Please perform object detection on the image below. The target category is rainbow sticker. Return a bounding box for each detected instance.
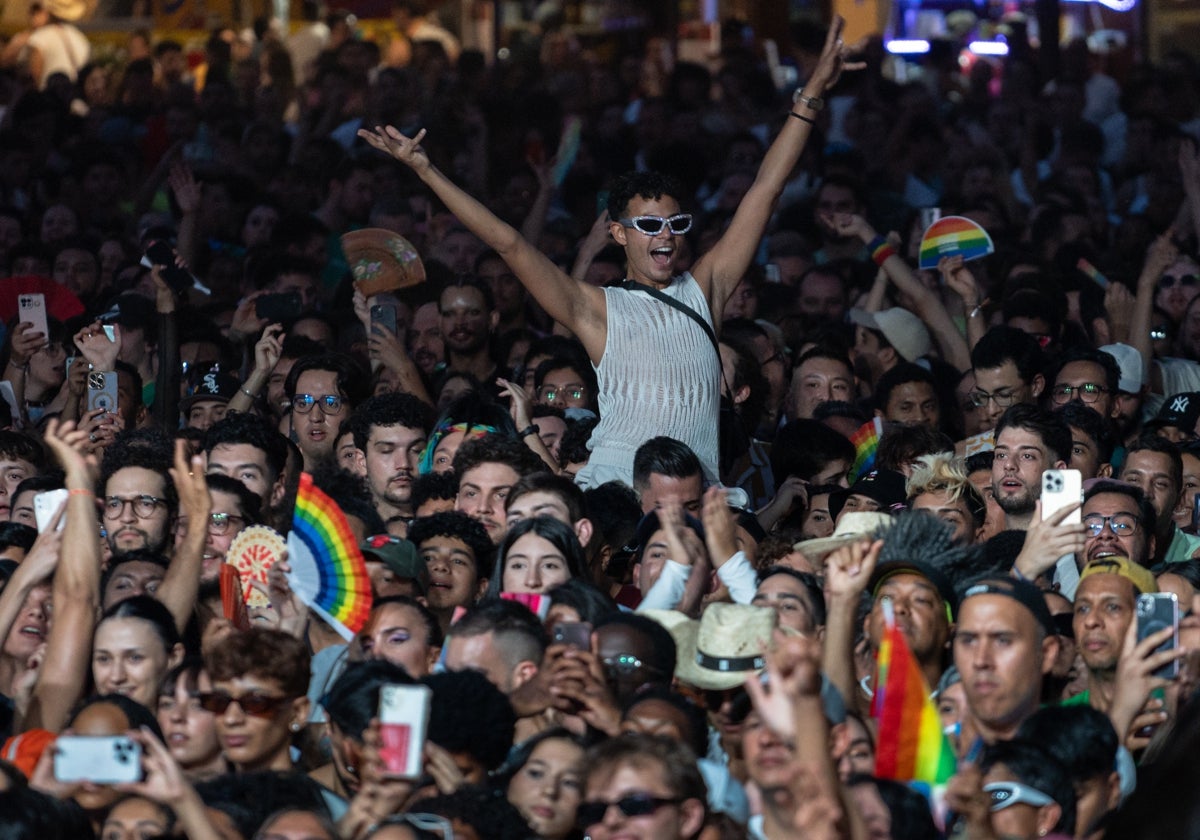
[917,215,995,269]
[285,473,373,640]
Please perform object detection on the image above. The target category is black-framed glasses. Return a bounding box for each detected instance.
[1083,512,1138,537]
[576,793,683,828]
[291,393,344,414]
[1159,274,1199,290]
[196,690,291,717]
[618,214,693,236]
[538,384,586,403]
[968,388,1018,408]
[1050,383,1108,405]
[103,495,168,520]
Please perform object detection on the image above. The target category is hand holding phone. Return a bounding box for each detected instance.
[552,621,592,650]
[379,684,432,778]
[33,488,68,532]
[17,293,48,346]
[1137,592,1180,680]
[54,735,142,784]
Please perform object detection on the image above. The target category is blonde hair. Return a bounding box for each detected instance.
[905,452,975,508]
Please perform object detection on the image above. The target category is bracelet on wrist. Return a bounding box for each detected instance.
[787,111,817,126]
[518,424,540,438]
[868,236,896,267]
[68,488,94,497]
[240,387,257,400]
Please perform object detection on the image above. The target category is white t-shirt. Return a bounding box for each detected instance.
[28,23,89,88]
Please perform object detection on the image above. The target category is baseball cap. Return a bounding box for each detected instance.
[868,558,959,620]
[1079,556,1156,596]
[360,534,428,594]
[959,575,1056,637]
[1098,343,1143,393]
[829,469,908,520]
[181,369,240,412]
[1147,392,1200,435]
[849,307,933,362]
[98,293,155,333]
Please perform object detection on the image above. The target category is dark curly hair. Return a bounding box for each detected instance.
[204,627,311,699]
[407,510,494,578]
[422,670,516,771]
[607,170,686,220]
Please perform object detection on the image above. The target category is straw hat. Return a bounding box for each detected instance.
[793,512,893,561]
[40,0,90,21]
[652,603,781,691]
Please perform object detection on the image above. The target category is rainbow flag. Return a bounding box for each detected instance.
[872,600,956,785]
[917,216,995,269]
[850,417,885,481]
[285,473,373,641]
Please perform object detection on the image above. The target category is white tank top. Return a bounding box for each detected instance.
[575,272,721,488]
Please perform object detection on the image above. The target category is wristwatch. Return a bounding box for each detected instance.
[792,90,824,111]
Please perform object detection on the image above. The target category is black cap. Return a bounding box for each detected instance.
[830,469,908,520]
[958,575,1056,637]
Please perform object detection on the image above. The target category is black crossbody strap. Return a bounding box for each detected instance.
[620,280,719,354]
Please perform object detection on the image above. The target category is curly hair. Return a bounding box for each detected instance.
[204,628,311,699]
[607,171,686,220]
[408,511,494,578]
[422,670,516,771]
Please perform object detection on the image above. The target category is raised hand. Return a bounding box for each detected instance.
[168,163,201,216]
[701,486,738,568]
[253,324,284,376]
[42,417,99,485]
[1011,500,1085,581]
[824,538,883,601]
[74,321,120,371]
[659,502,706,567]
[497,377,533,430]
[744,630,823,741]
[357,125,432,174]
[806,17,867,96]
[8,320,45,365]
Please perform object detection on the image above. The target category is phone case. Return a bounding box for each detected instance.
[552,621,592,649]
[370,304,398,336]
[54,735,141,784]
[17,293,48,344]
[379,684,432,778]
[1137,593,1179,679]
[33,488,68,532]
[1041,469,1082,525]
[86,371,119,414]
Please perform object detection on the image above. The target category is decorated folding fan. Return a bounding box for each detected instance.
[341,228,426,296]
[917,215,995,269]
[285,473,373,641]
[225,525,287,608]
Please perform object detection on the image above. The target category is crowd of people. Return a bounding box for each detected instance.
[2,0,1200,837]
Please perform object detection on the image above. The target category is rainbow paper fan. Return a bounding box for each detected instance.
[285,473,373,640]
[917,215,995,269]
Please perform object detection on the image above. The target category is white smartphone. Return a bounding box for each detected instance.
[17,293,48,346]
[53,735,141,784]
[378,684,432,779]
[1041,469,1082,524]
[33,488,68,532]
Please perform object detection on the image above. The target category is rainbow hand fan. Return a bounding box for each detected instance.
[285,473,373,641]
[917,215,995,269]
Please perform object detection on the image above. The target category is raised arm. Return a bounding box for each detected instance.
[357,126,608,361]
[156,441,210,633]
[1132,232,1178,396]
[27,419,101,732]
[822,538,880,717]
[691,18,862,323]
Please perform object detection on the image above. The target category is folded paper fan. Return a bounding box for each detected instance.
[342,228,426,296]
[285,473,373,640]
[917,215,995,269]
[225,525,287,608]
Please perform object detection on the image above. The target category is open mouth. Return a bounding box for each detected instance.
[650,245,674,267]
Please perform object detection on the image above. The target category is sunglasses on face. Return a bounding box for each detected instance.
[1159,274,1199,290]
[196,690,291,717]
[576,793,683,828]
[618,214,693,236]
[601,654,664,679]
[983,781,1055,811]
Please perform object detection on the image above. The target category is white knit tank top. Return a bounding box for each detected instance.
[574,272,721,488]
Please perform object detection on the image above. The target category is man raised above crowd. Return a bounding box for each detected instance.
[359,21,861,488]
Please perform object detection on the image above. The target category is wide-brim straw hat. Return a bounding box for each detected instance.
[792,511,894,561]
